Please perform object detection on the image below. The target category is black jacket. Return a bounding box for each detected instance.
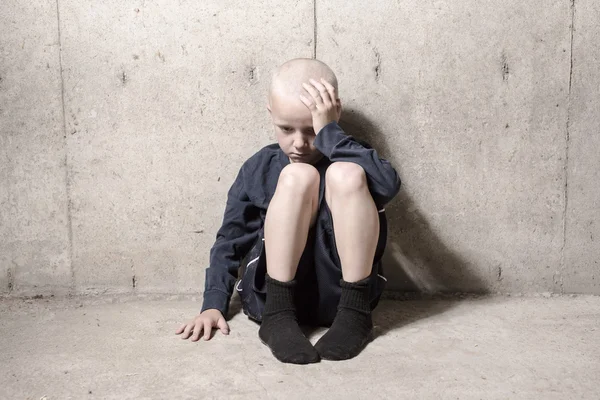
[201,121,401,317]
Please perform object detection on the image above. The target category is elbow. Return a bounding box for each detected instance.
[393,173,402,195]
[385,171,402,199]
[371,174,401,208]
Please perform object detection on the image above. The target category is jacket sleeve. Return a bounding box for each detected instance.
[201,166,262,318]
[313,121,401,207]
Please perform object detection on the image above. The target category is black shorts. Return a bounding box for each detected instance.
[236,200,388,327]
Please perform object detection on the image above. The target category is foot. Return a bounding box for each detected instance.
[314,309,373,360]
[259,310,320,364]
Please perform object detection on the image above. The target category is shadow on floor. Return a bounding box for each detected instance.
[371,298,458,338]
[228,293,243,319]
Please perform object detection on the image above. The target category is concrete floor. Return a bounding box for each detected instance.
[1,295,599,400]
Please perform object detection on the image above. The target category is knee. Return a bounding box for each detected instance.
[277,163,320,196]
[325,162,368,195]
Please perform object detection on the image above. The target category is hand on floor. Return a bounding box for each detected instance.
[176,309,229,341]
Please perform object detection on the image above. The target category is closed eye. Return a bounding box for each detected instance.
[280,126,294,133]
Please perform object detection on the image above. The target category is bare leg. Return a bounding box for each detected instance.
[259,163,321,364]
[315,162,379,361]
[264,163,319,281]
[324,162,379,282]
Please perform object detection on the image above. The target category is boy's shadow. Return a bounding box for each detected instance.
[228,108,488,338]
[338,108,488,337]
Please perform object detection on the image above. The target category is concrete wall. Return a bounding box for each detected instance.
[1,0,598,296]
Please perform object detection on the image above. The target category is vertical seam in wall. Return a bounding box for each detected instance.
[313,0,317,58]
[56,0,75,293]
[560,0,575,294]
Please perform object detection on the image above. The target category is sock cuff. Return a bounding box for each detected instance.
[264,274,297,315]
[340,276,370,290]
[339,277,371,314]
[266,274,297,288]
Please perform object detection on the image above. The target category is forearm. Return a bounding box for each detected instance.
[314,122,401,205]
[199,166,261,318]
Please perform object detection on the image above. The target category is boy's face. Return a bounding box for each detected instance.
[268,93,323,165]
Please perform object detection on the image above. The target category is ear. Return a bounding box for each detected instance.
[336,98,342,120]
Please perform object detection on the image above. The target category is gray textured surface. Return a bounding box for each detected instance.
[320,0,571,293]
[1,296,599,399]
[0,0,72,295]
[58,0,314,293]
[1,0,599,295]
[563,0,600,293]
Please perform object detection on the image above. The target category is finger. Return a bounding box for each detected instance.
[191,320,203,342]
[181,322,193,339]
[321,78,337,103]
[309,79,332,106]
[302,82,322,105]
[175,323,186,334]
[217,318,230,335]
[299,94,316,110]
[203,321,212,341]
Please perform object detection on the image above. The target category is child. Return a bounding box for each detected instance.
[176,58,401,364]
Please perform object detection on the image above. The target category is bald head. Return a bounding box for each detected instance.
[269,58,338,103]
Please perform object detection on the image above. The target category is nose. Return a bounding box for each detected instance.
[293,132,308,150]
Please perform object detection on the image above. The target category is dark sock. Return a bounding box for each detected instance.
[258,275,320,364]
[315,277,373,360]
